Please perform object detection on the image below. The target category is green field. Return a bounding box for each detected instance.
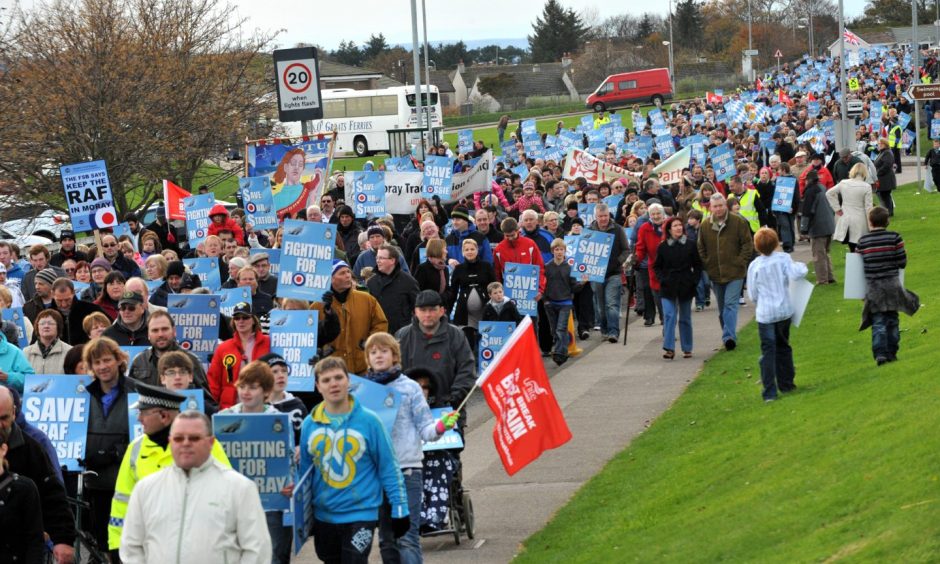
[516,184,940,562]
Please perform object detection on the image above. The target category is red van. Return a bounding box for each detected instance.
[585,68,673,112]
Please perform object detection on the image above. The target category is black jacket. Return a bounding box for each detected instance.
[5,423,75,546]
[0,471,45,564]
[102,313,151,346]
[395,316,476,409]
[366,266,419,335]
[107,253,141,280]
[413,260,450,299]
[653,237,702,301]
[448,259,497,325]
[84,376,132,491]
[55,299,106,346]
[50,248,89,268]
[482,299,525,324]
[337,222,363,266]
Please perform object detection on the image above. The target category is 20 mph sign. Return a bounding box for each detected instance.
[273,47,323,122]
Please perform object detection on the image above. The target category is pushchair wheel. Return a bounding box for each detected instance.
[450,506,462,545]
[462,491,475,539]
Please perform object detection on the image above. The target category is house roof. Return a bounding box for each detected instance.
[427,70,455,93]
[460,62,570,99]
[889,25,940,45]
[319,59,383,79]
[860,30,896,45]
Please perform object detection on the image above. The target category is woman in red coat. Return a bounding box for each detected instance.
[206,302,270,409]
[633,203,667,327]
[207,203,245,245]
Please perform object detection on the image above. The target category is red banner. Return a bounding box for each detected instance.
[478,317,572,476]
[162,179,191,221]
[706,91,723,104]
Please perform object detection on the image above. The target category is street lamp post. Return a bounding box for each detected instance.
[747,0,754,81]
[421,0,433,145]
[663,41,675,94]
[409,0,425,157]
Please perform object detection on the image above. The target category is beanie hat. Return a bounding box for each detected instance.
[166,260,186,278]
[331,259,350,277]
[36,268,58,286]
[366,225,385,239]
[90,258,112,272]
[450,206,471,222]
[337,205,354,218]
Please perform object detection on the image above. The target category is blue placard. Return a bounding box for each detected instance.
[708,144,736,182]
[167,294,220,363]
[220,287,252,317]
[60,160,118,232]
[1,307,28,348]
[648,108,669,135]
[478,321,515,372]
[214,413,293,512]
[502,262,539,316]
[238,177,278,230]
[22,374,92,471]
[578,203,596,226]
[127,389,204,441]
[347,171,386,218]
[458,129,474,154]
[145,279,163,295]
[269,309,319,392]
[278,220,334,302]
[772,177,797,213]
[112,222,133,249]
[603,194,624,213]
[183,193,216,247]
[250,248,280,278]
[290,466,315,555]
[422,155,454,199]
[654,134,675,158]
[898,112,911,132]
[422,408,465,452]
[348,375,402,437]
[571,228,614,283]
[183,257,222,292]
[869,100,883,131]
[511,164,528,178]
[931,119,940,139]
[384,157,416,172]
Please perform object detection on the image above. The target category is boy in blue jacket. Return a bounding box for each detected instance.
[300,357,409,563]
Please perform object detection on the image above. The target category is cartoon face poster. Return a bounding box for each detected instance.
[247,136,333,219]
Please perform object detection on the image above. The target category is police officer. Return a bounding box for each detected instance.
[108,382,230,551]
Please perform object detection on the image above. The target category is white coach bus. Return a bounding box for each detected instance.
[281,85,443,157]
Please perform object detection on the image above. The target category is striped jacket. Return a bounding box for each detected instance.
[856,229,906,280]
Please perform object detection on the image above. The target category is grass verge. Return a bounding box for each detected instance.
[515,184,940,563]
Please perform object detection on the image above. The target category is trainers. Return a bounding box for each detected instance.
[593,326,601,332]
[552,353,568,366]
[607,336,618,343]
[724,339,736,351]
[578,331,590,341]
[695,304,704,312]
[739,297,746,305]
[705,300,711,307]
[643,320,655,327]
[876,356,889,366]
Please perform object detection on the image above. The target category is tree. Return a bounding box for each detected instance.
[362,33,389,61]
[854,0,929,27]
[674,0,705,50]
[635,13,658,41]
[332,40,363,67]
[477,73,518,100]
[0,0,275,217]
[528,0,587,63]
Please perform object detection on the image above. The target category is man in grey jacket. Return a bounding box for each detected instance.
[589,203,630,342]
[395,290,476,410]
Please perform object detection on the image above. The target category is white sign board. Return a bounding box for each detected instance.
[273,47,323,122]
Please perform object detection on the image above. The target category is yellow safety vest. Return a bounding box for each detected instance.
[594,115,611,129]
[691,200,710,219]
[887,124,903,149]
[737,189,760,232]
[108,431,231,549]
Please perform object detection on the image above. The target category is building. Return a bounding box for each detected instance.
[450,61,579,112]
[319,60,402,91]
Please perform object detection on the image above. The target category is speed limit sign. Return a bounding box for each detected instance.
[273,47,323,122]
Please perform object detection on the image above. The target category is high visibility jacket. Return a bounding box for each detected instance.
[738,189,761,232]
[593,115,611,129]
[691,200,710,219]
[887,124,903,149]
[108,432,231,549]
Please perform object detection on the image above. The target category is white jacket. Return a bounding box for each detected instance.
[120,457,272,564]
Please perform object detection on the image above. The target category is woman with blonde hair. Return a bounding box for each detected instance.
[827,161,874,253]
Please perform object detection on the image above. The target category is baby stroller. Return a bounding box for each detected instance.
[419,418,475,544]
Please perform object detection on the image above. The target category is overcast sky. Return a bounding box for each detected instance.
[231,0,870,51]
[3,0,870,50]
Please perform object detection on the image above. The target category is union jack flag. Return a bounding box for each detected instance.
[844,29,861,46]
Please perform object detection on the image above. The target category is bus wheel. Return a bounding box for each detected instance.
[354,136,369,157]
[592,102,606,112]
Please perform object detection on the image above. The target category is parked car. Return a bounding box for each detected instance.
[585,68,673,112]
[0,226,54,250]
[0,209,70,243]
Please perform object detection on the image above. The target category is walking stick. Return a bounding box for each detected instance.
[622,284,632,346]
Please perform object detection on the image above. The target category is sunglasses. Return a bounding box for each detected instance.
[119,304,139,311]
[170,434,207,444]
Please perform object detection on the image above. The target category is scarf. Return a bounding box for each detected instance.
[430,259,447,294]
[365,365,402,386]
[148,424,171,449]
[101,386,120,418]
[333,287,351,304]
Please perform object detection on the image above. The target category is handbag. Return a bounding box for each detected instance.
[799,215,811,235]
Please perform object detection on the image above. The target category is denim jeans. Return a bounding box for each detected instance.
[696,271,711,307]
[266,511,292,564]
[775,212,794,252]
[758,318,795,400]
[871,311,900,360]
[591,274,623,338]
[497,127,506,145]
[661,297,693,353]
[574,283,595,333]
[544,302,572,356]
[379,468,424,564]
[713,278,744,343]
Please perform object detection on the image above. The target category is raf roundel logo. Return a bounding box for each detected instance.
[292,273,306,286]
[324,230,333,240]
[481,348,494,360]
[179,340,192,350]
[356,193,367,203]
[196,229,206,238]
[578,264,587,272]
[567,257,575,266]
[246,202,257,213]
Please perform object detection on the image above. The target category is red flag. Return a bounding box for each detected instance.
[477,317,572,476]
[807,92,816,102]
[755,78,763,91]
[778,90,793,106]
[706,91,723,104]
[162,179,191,221]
